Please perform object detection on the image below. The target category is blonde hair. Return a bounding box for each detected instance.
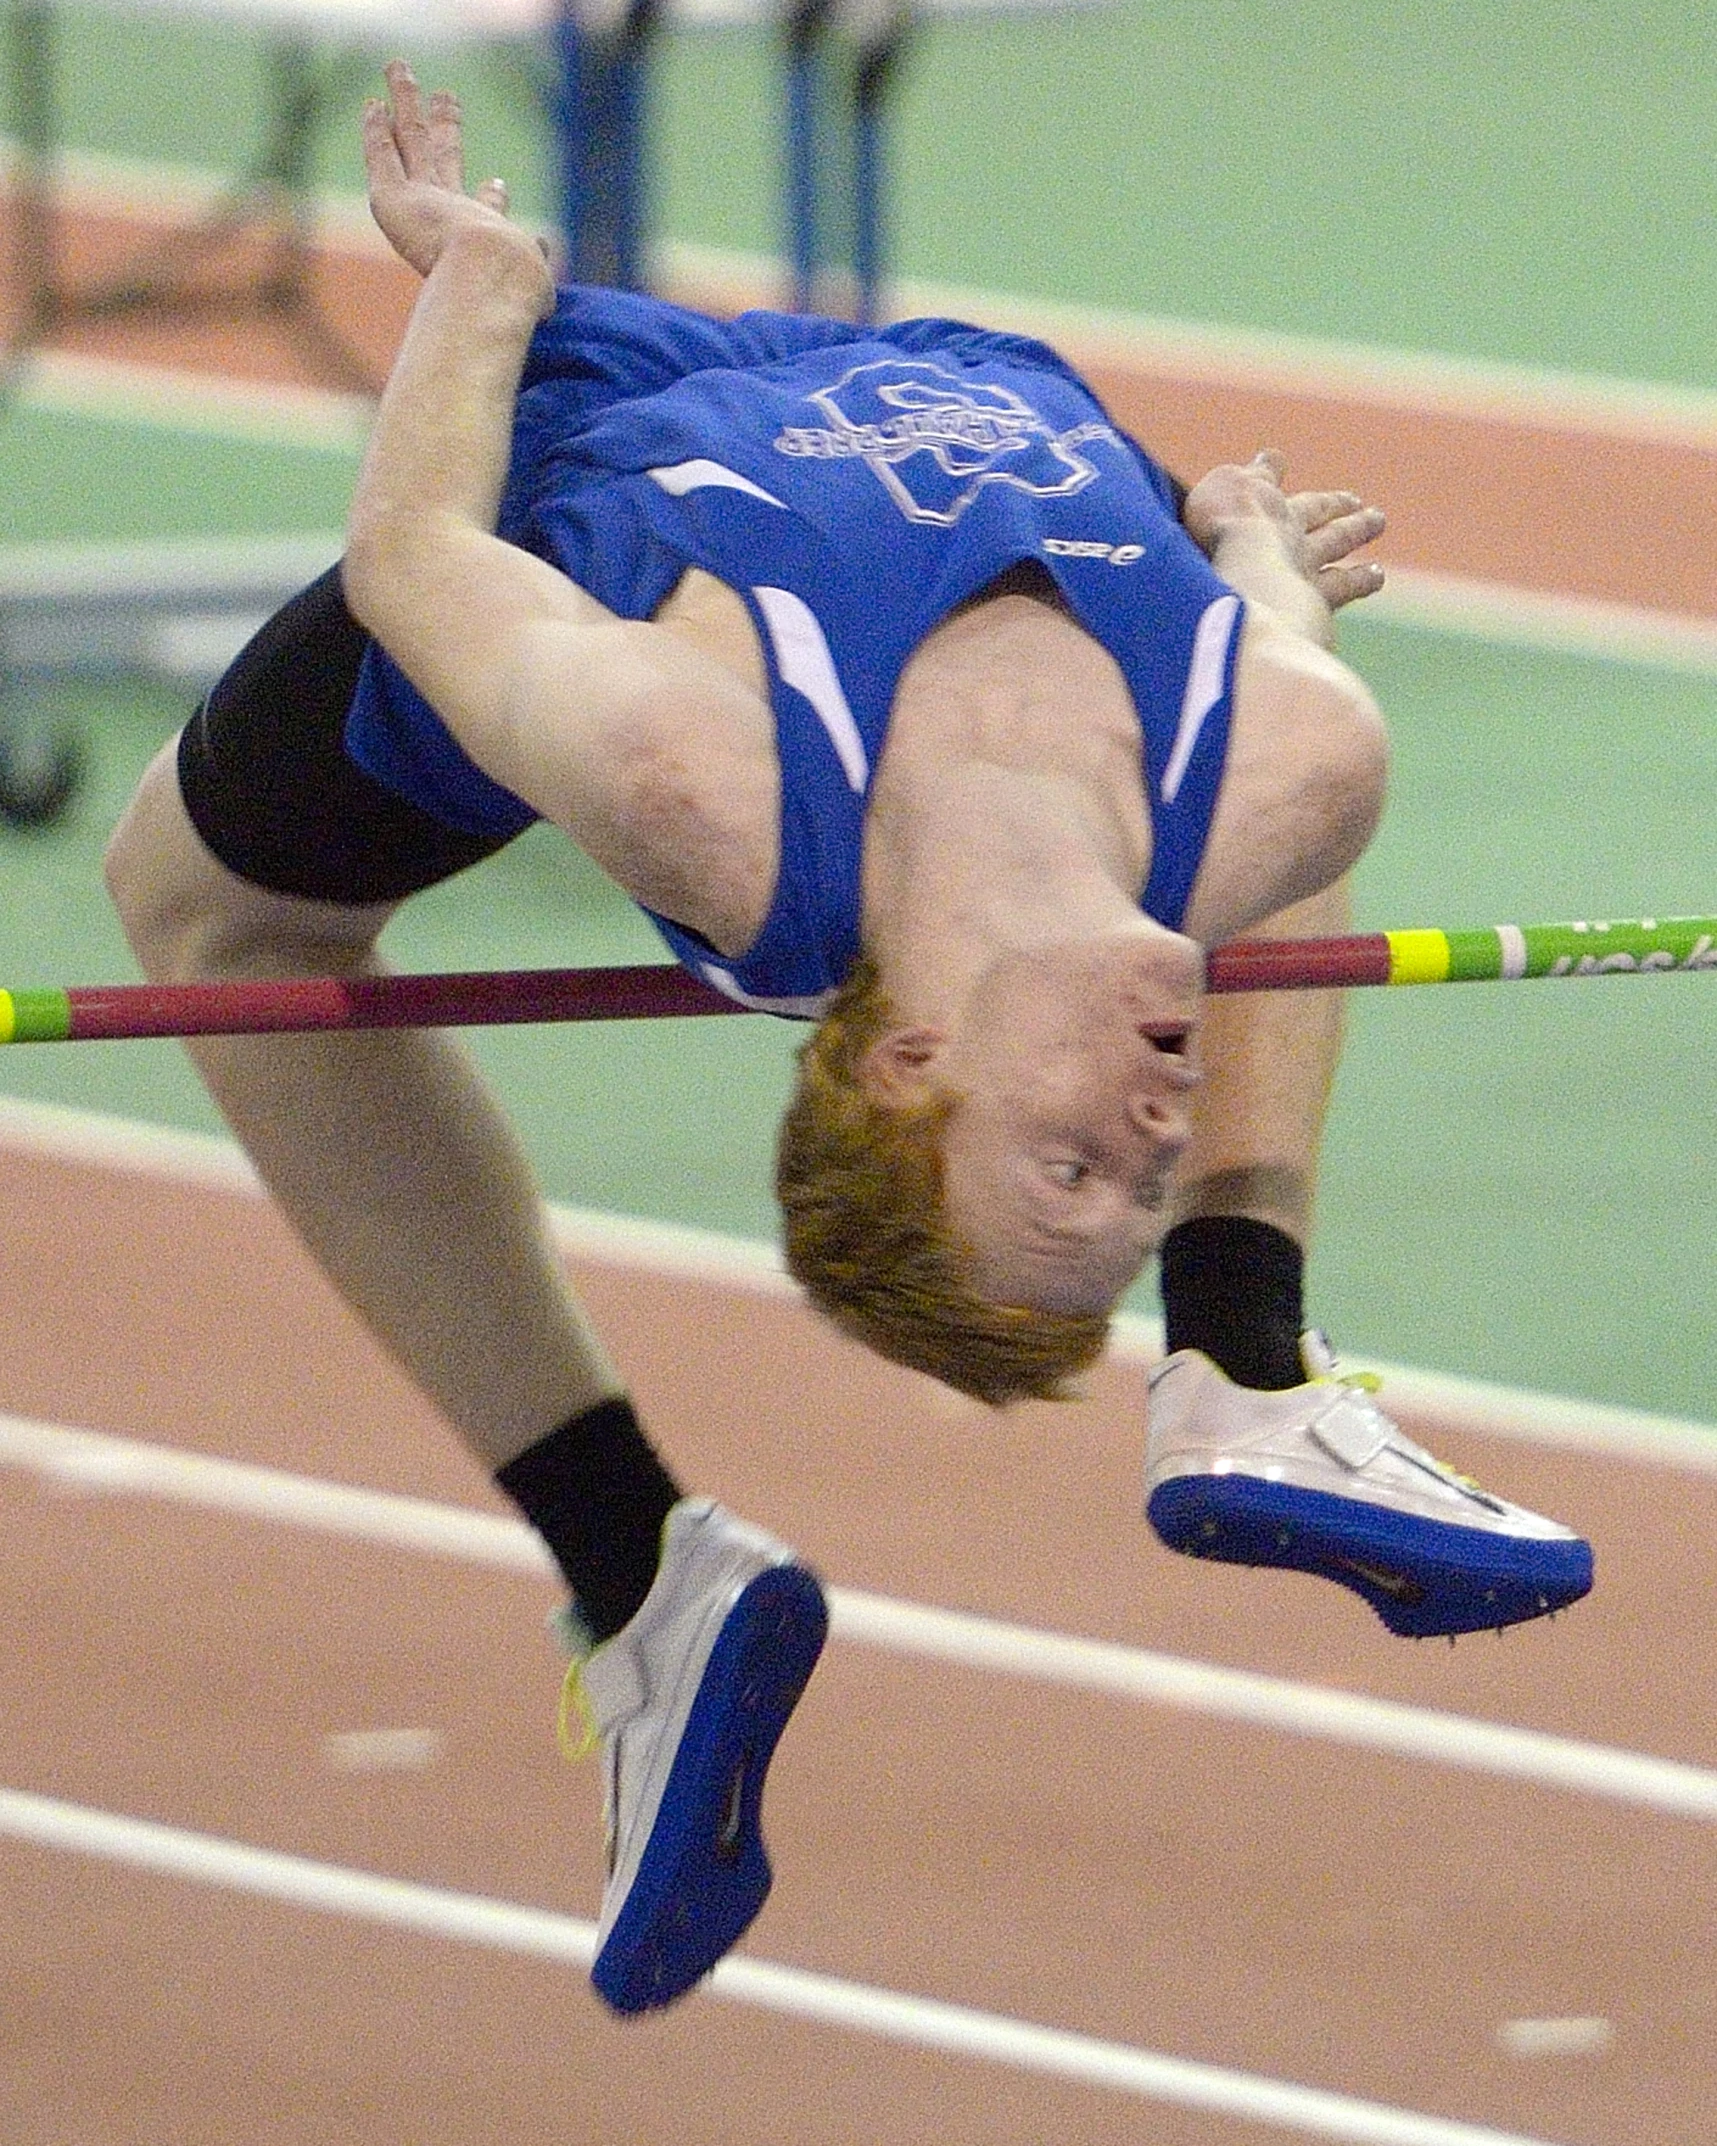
[775,959,1110,1406]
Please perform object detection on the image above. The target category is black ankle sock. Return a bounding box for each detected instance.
[495,1397,683,1644]
[1158,1216,1307,1391]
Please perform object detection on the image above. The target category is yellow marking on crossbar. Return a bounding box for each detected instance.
[1386,930,1452,985]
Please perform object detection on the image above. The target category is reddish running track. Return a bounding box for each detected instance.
[0,1115,1713,2145]
[7,186,1717,624]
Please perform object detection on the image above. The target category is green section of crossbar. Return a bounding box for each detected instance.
[0,990,71,1044]
[1507,917,1717,979]
[1387,918,1717,985]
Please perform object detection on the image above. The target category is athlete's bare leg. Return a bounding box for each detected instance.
[1172,876,1353,1247]
[105,741,623,1471]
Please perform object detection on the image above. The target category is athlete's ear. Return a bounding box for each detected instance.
[857,1025,948,1106]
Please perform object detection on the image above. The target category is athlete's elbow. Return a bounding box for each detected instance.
[1320,671,1389,875]
[341,513,433,651]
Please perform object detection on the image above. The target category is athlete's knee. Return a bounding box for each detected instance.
[106,736,387,981]
[106,738,202,965]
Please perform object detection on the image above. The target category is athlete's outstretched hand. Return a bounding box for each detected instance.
[1185,451,1385,613]
[363,60,552,303]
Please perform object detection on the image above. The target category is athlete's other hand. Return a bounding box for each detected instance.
[1292,466,1386,611]
[1185,451,1385,612]
[364,60,552,304]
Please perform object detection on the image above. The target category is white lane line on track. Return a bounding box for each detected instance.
[835,250,1717,451]
[7,349,376,450]
[1370,567,1717,678]
[5,1407,1716,1825]
[3,1093,1715,1474]
[0,1784,1572,2146]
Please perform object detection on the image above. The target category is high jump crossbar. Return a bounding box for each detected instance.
[0,916,1712,1045]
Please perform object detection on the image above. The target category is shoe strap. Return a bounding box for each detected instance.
[1300,1330,1511,1502]
[549,1603,648,1759]
[1307,1385,1394,1471]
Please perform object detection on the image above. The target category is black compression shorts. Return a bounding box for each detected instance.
[176,566,518,906]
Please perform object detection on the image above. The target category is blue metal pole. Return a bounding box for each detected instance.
[785,0,831,311]
[551,2,590,281]
[612,0,660,291]
[851,10,908,325]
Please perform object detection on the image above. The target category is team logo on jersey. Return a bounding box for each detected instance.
[773,359,1118,527]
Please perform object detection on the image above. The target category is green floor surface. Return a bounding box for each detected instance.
[0,408,359,546]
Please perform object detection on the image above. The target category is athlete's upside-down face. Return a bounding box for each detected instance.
[927,934,1203,1316]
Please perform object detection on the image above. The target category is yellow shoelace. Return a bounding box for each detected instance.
[548,1602,602,1762]
[558,1660,600,1762]
[1310,1361,1383,1396]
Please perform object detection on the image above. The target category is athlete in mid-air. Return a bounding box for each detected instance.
[105,66,1592,2015]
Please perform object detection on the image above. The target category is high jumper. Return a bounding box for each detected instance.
[104,64,1590,2015]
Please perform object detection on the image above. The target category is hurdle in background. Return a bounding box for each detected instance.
[0,0,1109,822]
[0,0,550,823]
[551,0,1110,322]
[552,0,914,317]
[3,0,1113,362]
[0,0,556,408]
[0,533,345,825]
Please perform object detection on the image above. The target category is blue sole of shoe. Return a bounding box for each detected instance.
[1147,1475,1594,1638]
[592,1562,829,2015]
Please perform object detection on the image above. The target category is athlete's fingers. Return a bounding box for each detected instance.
[1292,487,1364,532]
[384,60,438,181]
[425,87,467,191]
[361,95,407,192]
[1302,503,1386,567]
[473,176,510,215]
[1319,558,1386,610]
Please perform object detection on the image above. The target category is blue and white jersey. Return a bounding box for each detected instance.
[345,286,1245,1016]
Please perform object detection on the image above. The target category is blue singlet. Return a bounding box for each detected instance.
[345,286,1245,1017]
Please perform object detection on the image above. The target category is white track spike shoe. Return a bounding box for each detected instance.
[1144,1337,1593,1638]
[560,1498,828,2014]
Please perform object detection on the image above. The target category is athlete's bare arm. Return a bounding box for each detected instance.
[1178,453,1388,945]
[343,64,777,954]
